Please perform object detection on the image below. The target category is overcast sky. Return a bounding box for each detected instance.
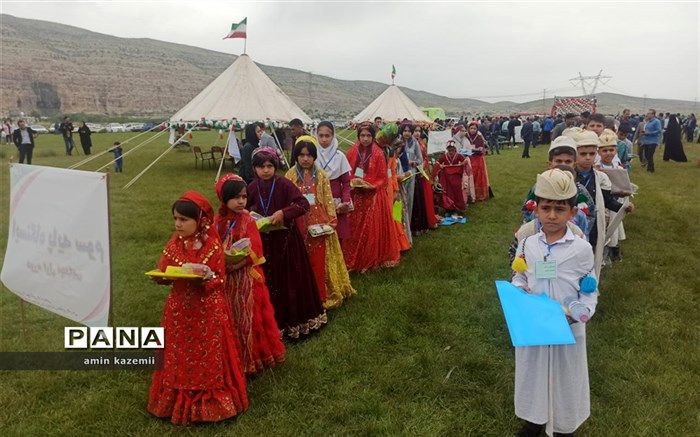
[3,1,699,103]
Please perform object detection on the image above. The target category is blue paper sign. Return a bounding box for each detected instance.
[495,280,575,347]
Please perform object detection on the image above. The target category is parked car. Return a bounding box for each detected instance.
[106,123,126,133]
[86,123,106,133]
[30,125,49,134]
[128,123,144,132]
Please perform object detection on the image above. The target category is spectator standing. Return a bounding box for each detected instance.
[542,116,554,144]
[508,115,521,148]
[59,116,75,155]
[685,114,696,142]
[662,114,688,162]
[531,116,541,147]
[520,117,533,158]
[2,119,11,144]
[77,121,93,155]
[642,109,662,173]
[12,119,37,164]
[489,117,501,154]
[618,109,632,137]
[551,113,577,141]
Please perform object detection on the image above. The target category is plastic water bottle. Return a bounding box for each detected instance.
[563,297,590,323]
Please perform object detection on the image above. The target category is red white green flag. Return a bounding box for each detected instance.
[223,18,247,39]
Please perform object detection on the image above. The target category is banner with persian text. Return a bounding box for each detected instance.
[1,164,111,327]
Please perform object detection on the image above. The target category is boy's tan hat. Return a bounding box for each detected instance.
[563,127,600,148]
[598,129,618,147]
[535,169,578,200]
[548,135,577,154]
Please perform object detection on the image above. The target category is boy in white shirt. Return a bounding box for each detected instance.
[512,169,598,437]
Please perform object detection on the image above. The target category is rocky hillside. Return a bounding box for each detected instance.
[1,14,696,119]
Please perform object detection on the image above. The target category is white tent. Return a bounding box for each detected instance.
[352,85,431,123]
[171,54,312,123]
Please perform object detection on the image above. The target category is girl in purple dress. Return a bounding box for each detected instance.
[246,147,327,339]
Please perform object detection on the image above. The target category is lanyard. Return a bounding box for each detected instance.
[319,146,338,171]
[543,241,559,261]
[258,178,276,216]
[579,171,593,190]
[356,145,372,170]
[223,218,238,243]
[295,166,316,193]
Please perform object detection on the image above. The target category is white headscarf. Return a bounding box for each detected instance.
[315,126,352,180]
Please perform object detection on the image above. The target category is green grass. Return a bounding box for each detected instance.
[1,131,699,435]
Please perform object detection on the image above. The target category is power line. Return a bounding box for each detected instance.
[569,70,612,95]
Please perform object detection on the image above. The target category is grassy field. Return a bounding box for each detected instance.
[0,130,698,436]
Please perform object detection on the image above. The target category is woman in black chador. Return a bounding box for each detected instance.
[663,115,687,162]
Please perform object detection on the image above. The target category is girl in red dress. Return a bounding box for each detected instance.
[148,191,248,425]
[466,122,493,201]
[214,174,286,375]
[434,141,467,214]
[342,124,401,272]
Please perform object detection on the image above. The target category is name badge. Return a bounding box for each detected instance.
[535,261,557,279]
[354,167,364,179]
[304,193,316,205]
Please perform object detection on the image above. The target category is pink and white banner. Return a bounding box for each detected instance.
[1,164,111,327]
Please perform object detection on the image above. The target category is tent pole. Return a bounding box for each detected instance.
[270,127,290,169]
[122,125,196,190]
[215,126,231,182]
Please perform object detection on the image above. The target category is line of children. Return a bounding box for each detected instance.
[511,169,599,437]
[509,118,639,436]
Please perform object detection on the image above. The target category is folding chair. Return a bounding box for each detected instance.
[193,146,215,169]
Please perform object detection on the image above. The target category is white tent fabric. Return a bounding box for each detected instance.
[352,85,431,123]
[171,54,312,123]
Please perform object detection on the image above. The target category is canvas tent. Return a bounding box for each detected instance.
[171,54,312,123]
[352,85,431,123]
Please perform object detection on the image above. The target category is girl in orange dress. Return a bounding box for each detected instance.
[342,124,401,272]
[213,174,285,375]
[148,191,248,425]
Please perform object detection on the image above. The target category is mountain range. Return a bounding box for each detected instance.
[1,14,697,120]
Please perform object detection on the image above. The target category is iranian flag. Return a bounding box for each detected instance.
[223,18,247,39]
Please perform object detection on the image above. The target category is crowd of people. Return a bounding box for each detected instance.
[3,107,693,430]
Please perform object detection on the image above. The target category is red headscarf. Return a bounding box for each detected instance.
[214,173,245,219]
[160,191,220,268]
[178,191,214,229]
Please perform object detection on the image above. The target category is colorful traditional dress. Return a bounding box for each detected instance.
[342,141,401,272]
[246,175,327,339]
[285,166,356,309]
[316,136,353,241]
[418,139,438,229]
[452,131,476,202]
[388,154,412,251]
[214,175,285,375]
[434,151,467,212]
[465,129,493,201]
[148,191,248,425]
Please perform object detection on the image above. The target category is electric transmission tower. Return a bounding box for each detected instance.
[569,70,612,95]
